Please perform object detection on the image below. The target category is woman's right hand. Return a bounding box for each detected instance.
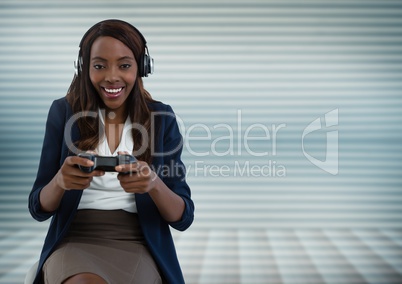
[55,156,105,191]
[40,155,105,213]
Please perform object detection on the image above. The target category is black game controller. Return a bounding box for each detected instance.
[78,153,137,174]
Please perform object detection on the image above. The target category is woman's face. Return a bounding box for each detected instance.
[89,36,138,117]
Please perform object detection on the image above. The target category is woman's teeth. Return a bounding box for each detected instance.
[104,87,122,93]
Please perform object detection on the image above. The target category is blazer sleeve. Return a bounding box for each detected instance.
[160,105,194,231]
[28,99,66,221]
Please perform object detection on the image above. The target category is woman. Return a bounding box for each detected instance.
[28,19,194,284]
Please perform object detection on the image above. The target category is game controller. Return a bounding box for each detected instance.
[78,153,137,174]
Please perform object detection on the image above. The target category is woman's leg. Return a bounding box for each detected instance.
[63,273,107,284]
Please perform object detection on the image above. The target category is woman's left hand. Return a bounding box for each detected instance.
[114,153,185,223]
[116,160,158,194]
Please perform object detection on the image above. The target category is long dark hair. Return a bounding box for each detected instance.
[66,19,155,163]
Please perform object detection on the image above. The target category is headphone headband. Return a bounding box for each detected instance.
[74,20,154,77]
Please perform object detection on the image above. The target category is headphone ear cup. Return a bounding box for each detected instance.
[139,54,145,77]
[141,53,154,77]
[74,55,83,76]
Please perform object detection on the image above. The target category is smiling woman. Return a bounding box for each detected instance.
[28,19,194,284]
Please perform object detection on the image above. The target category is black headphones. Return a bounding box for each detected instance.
[74,20,154,77]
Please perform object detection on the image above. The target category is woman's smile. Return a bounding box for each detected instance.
[102,86,124,99]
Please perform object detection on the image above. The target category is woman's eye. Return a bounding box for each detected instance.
[121,64,131,69]
[93,64,105,70]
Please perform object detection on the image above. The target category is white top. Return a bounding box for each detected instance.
[77,110,137,213]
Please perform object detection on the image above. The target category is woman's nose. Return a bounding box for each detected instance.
[105,66,120,82]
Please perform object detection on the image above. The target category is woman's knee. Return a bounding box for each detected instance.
[63,273,107,284]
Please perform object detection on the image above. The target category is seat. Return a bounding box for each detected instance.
[24,261,39,284]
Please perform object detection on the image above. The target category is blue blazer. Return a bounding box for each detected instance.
[28,97,194,284]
